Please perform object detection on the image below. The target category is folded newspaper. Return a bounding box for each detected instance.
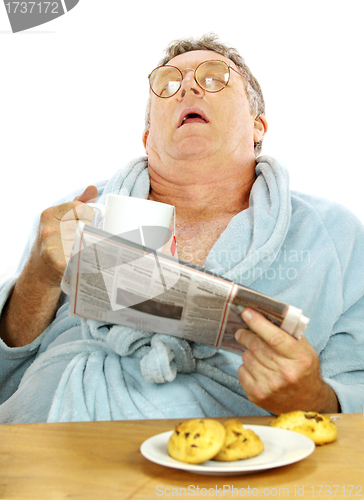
[61,223,310,354]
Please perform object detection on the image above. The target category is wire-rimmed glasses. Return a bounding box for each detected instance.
[148,59,250,98]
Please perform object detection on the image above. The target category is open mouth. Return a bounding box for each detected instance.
[179,112,209,127]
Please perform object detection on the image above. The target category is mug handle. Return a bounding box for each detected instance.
[86,202,106,218]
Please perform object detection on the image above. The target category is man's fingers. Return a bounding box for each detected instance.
[237,361,277,406]
[58,185,98,222]
[236,308,299,358]
[237,364,256,391]
[73,185,98,203]
[59,202,96,223]
[32,187,98,287]
[237,330,279,370]
[73,203,96,222]
[60,219,94,240]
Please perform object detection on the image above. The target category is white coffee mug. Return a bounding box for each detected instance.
[87,194,174,249]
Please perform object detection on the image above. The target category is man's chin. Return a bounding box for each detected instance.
[171,138,216,161]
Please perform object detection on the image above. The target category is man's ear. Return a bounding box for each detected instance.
[142,130,149,155]
[253,115,268,143]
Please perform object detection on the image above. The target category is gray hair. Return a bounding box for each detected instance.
[145,33,265,156]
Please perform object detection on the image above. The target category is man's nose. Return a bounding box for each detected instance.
[178,68,204,98]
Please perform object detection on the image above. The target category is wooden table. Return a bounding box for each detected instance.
[0,414,363,499]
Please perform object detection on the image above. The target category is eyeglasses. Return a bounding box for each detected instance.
[148,59,250,98]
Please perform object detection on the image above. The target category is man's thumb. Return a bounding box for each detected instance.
[73,185,98,203]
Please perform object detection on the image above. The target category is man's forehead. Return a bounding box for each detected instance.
[167,50,237,70]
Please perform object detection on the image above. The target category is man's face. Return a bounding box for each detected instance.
[143,50,265,168]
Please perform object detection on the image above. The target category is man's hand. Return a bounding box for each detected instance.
[0,185,98,347]
[31,185,98,288]
[235,308,339,414]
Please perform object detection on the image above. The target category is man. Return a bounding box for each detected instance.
[0,34,363,423]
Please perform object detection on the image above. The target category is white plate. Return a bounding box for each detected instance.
[140,425,315,476]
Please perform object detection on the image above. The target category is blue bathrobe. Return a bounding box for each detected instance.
[0,156,363,423]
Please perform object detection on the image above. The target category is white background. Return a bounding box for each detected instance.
[1,0,363,283]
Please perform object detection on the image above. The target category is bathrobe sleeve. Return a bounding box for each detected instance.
[0,182,106,405]
[309,197,364,413]
[0,206,43,404]
[0,278,48,405]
